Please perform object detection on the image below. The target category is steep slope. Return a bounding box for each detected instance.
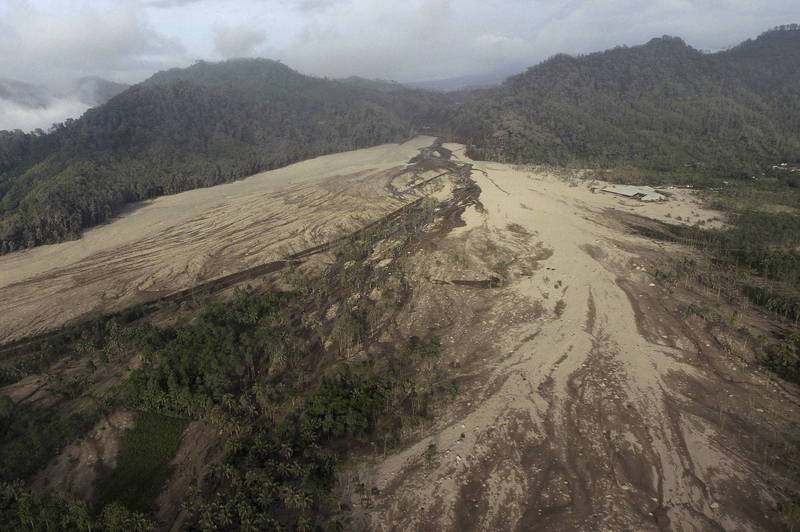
[0,59,444,253]
[717,26,800,137]
[449,28,800,177]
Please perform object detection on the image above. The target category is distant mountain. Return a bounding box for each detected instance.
[0,58,444,252]
[337,76,406,91]
[449,27,800,178]
[74,77,130,107]
[0,77,130,132]
[0,77,129,111]
[0,79,52,109]
[406,68,519,92]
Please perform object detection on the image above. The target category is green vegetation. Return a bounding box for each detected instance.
[763,333,800,386]
[0,303,150,386]
[636,184,800,393]
[0,286,449,529]
[0,481,153,531]
[95,412,190,513]
[117,290,299,419]
[450,27,800,180]
[0,187,456,529]
[104,268,447,529]
[188,335,446,530]
[633,197,800,323]
[424,442,439,469]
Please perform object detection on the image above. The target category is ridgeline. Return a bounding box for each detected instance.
[1,27,799,253]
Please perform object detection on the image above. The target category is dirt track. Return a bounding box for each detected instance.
[351,145,800,531]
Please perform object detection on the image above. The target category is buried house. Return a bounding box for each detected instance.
[601,184,666,202]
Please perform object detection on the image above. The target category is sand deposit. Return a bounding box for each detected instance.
[2,138,797,531]
[0,137,434,342]
[351,144,799,531]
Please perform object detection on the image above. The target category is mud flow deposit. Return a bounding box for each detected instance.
[2,138,798,531]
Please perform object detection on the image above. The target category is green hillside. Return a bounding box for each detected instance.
[0,59,443,253]
[448,27,800,179]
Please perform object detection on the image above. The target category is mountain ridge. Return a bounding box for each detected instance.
[1,27,799,253]
[450,27,800,175]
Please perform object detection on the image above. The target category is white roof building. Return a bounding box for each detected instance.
[601,185,666,202]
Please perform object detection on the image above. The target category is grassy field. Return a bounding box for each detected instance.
[95,411,189,513]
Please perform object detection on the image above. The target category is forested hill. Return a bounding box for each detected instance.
[2,29,800,253]
[0,59,443,253]
[449,27,800,177]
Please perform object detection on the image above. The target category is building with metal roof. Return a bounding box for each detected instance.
[601,184,666,202]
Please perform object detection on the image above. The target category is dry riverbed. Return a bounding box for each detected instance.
[345,145,799,531]
[0,137,435,342]
[1,138,797,531]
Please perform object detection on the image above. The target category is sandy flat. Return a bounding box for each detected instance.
[0,136,435,342]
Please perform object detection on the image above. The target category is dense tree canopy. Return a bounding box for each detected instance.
[449,28,800,176]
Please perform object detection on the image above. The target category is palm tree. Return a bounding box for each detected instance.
[279,442,293,459]
[296,515,314,532]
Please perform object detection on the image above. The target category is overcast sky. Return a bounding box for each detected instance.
[1,0,799,130]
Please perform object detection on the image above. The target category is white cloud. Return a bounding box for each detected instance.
[147,0,207,7]
[248,0,800,81]
[213,25,267,58]
[0,0,798,106]
[0,0,191,131]
[0,97,90,132]
[0,0,187,86]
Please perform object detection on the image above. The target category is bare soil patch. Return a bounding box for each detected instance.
[32,410,134,501]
